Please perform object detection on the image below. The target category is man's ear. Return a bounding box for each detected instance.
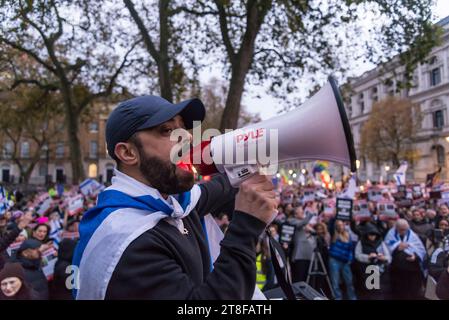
[114,142,139,167]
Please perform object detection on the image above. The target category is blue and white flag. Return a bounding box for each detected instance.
[385,227,426,263]
[0,185,7,215]
[393,161,408,186]
[73,169,265,300]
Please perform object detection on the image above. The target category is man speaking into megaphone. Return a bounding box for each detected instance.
[73,76,355,300]
[72,95,278,300]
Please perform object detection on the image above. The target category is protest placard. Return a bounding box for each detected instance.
[302,188,315,203]
[68,195,84,216]
[377,200,398,221]
[336,198,353,221]
[322,198,336,217]
[367,187,383,202]
[6,241,23,258]
[79,179,104,197]
[41,247,58,281]
[60,231,80,240]
[36,196,52,216]
[279,223,296,245]
[353,200,371,222]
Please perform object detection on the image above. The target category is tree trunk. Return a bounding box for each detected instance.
[60,84,85,184]
[219,66,248,130]
[66,107,84,184]
[158,0,173,101]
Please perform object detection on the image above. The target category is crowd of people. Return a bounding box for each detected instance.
[0,183,94,300]
[230,178,449,300]
[1,175,449,300]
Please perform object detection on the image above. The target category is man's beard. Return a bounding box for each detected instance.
[138,149,194,195]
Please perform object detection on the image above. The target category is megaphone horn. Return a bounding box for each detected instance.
[184,76,357,187]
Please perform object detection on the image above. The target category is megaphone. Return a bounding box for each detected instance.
[181,76,357,187]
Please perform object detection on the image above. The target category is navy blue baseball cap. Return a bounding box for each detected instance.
[106,95,205,160]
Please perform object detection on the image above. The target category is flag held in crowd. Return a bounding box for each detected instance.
[393,161,408,186]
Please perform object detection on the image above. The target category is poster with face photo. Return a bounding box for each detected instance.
[368,188,383,202]
[302,188,315,203]
[377,200,398,221]
[322,198,336,217]
[336,198,353,221]
[41,247,58,280]
[353,200,371,222]
[6,241,24,258]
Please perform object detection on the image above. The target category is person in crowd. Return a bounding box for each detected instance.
[354,223,391,299]
[426,209,437,226]
[385,219,426,299]
[436,266,449,300]
[31,223,50,244]
[328,219,357,300]
[0,211,34,269]
[0,262,37,300]
[288,206,315,283]
[408,208,433,243]
[14,239,49,300]
[50,238,77,300]
[435,204,449,227]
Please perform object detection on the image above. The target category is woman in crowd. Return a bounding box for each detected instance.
[288,206,315,283]
[354,223,391,299]
[328,219,357,300]
[0,262,36,300]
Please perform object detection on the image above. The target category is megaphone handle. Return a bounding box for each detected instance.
[222,164,260,187]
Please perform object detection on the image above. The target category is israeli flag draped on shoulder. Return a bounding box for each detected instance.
[72,169,266,300]
[72,169,202,299]
[385,227,426,263]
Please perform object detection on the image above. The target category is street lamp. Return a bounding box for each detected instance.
[385,165,390,181]
[288,169,293,175]
[301,169,306,175]
[445,136,449,142]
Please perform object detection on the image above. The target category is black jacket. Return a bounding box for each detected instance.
[105,174,267,300]
[51,238,77,300]
[15,256,49,300]
[0,223,21,269]
[436,269,449,299]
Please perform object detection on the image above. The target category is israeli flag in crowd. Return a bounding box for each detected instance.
[0,185,7,215]
[393,161,408,186]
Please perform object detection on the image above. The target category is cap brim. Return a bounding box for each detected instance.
[137,98,205,131]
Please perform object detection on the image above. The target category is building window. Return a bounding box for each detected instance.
[371,87,378,102]
[434,110,444,129]
[430,68,441,86]
[436,145,446,167]
[89,122,99,133]
[2,142,13,159]
[39,164,47,177]
[21,141,30,158]
[56,142,64,158]
[90,141,98,158]
[88,163,98,178]
[360,101,365,114]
